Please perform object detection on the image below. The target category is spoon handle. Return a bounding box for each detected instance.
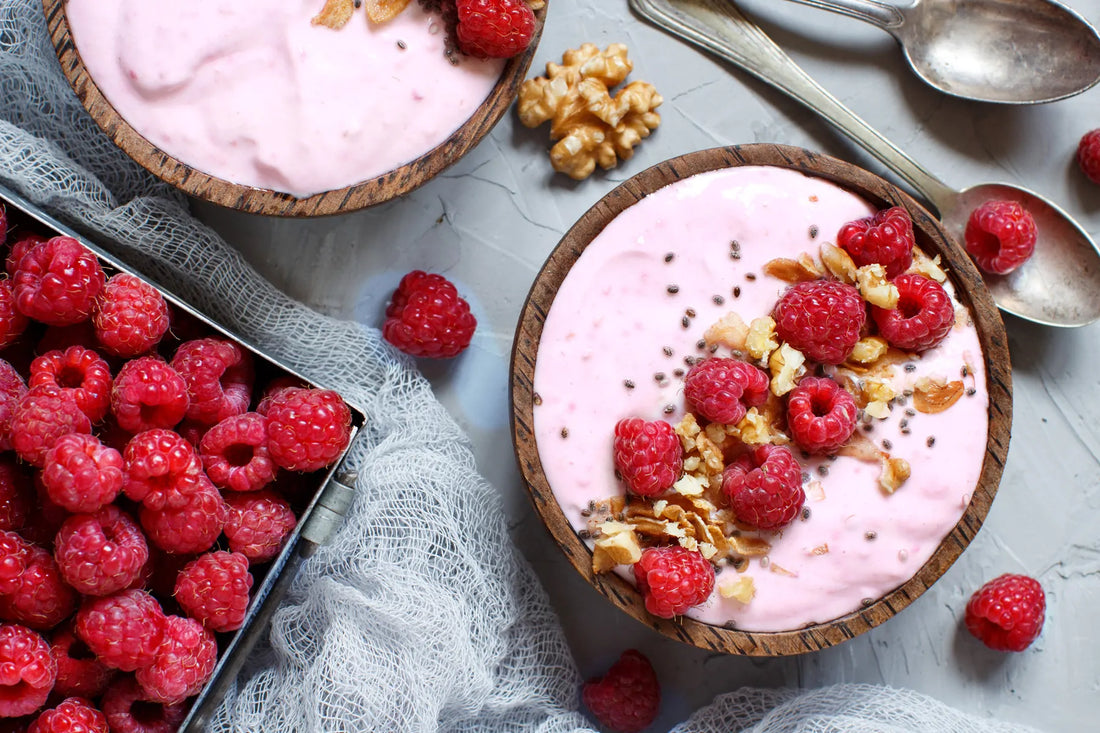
[778,0,904,31]
[630,0,956,212]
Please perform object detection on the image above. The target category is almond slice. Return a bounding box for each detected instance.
[312,0,355,28]
[913,378,965,414]
[364,0,412,24]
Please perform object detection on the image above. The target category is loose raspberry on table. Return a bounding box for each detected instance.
[683,358,769,425]
[101,676,186,733]
[5,233,45,278]
[0,545,78,632]
[174,551,253,633]
[455,0,535,59]
[54,506,149,597]
[773,280,866,364]
[964,573,1045,652]
[93,274,170,359]
[139,479,227,555]
[110,357,189,433]
[29,346,112,423]
[382,270,477,358]
[633,546,714,618]
[199,412,277,493]
[837,206,915,278]
[612,418,682,498]
[122,429,206,510]
[41,433,124,513]
[264,387,352,472]
[786,376,858,455]
[0,280,28,350]
[0,624,56,718]
[169,338,253,426]
[13,236,105,326]
[721,444,805,530]
[0,360,26,453]
[27,697,108,733]
[963,200,1037,275]
[1077,129,1100,185]
[135,615,217,705]
[0,530,31,595]
[223,490,296,563]
[0,457,31,533]
[9,385,92,467]
[75,590,166,672]
[50,623,116,699]
[871,273,955,352]
[582,649,660,733]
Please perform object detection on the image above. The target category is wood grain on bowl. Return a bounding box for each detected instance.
[510,143,1012,656]
[42,0,545,217]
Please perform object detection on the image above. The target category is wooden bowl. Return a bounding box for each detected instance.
[510,144,1012,656]
[43,0,545,217]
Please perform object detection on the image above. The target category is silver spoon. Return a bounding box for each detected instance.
[629,0,1100,327]
[773,0,1100,104]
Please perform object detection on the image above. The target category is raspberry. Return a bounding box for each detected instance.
[9,385,92,467]
[264,388,352,472]
[721,444,805,530]
[683,358,769,424]
[174,551,253,633]
[0,624,56,717]
[27,697,108,733]
[0,530,31,595]
[199,412,277,492]
[5,233,45,278]
[773,280,865,364]
[169,338,253,426]
[455,0,535,58]
[223,490,296,563]
[0,546,78,631]
[93,274,170,359]
[135,615,216,704]
[110,356,189,433]
[29,346,112,423]
[633,546,714,618]
[1077,128,1100,184]
[964,573,1045,652]
[54,507,149,597]
[611,418,682,498]
[50,623,116,699]
[0,360,27,452]
[0,457,32,532]
[255,376,306,416]
[0,280,29,350]
[382,270,477,358]
[75,590,166,672]
[122,429,206,510]
[582,649,660,733]
[836,206,915,278]
[786,377,857,454]
[41,433,124,513]
[963,200,1037,275]
[101,677,186,733]
[13,236,105,326]
[871,273,954,352]
[139,479,227,555]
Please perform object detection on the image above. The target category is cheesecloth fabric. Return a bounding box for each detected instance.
[0,2,1042,732]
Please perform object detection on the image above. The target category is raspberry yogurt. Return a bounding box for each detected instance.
[532,165,990,632]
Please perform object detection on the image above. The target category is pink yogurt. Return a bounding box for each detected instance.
[65,0,505,197]
[533,166,989,632]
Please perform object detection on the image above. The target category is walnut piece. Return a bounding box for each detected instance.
[856,264,899,309]
[704,312,749,351]
[746,316,778,362]
[769,343,806,396]
[820,242,857,284]
[718,575,756,603]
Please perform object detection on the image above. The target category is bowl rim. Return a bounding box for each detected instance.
[510,143,1012,656]
[42,0,546,217]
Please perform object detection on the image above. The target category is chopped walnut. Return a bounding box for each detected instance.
[769,343,806,396]
[746,316,779,363]
[909,247,948,283]
[592,524,643,572]
[718,575,756,603]
[856,264,899,309]
[879,456,911,494]
[820,242,857,284]
[762,255,822,283]
[848,336,889,365]
[704,312,749,351]
[728,407,789,446]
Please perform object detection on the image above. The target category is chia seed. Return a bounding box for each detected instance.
[663,404,675,414]
[733,286,741,298]
[696,339,706,350]
[966,387,977,396]
[667,284,680,294]
[881,439,893,451]
[861,597,875,607]
[664,252,675,263]
[681,316,690,329]
[809,225,819,239]
[673,369,684,378]
[560,428,569,439]
[653,372,666,382]
[624,380,635,390]
[817,465,829,477]
[905,408,916,417]
[801,507,811,521]
[663,346,674,357]
[729,240,741,260]
[865,531,877,541]
[904,363,917,372]
[533,392,542,406]
[686,308,696,318]
[713,295,725,305]
[397,39,407,50]
[926,435,936,447]
[745,273,757,281]
[578,529,591,539]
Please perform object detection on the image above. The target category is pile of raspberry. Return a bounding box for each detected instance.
[0,220,354,727]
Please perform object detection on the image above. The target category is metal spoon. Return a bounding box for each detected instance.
[773,0,1100,104]
[629,0,1100,327]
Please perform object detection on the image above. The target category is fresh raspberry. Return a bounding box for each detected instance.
[122,429,206,510]
[50,623,116,699]
[382,270,477,358]
[5,233,45,278]
[0,457,32,532]
[110,357,189,433]
[54,507,149,597]
[9,385,92,467]
[871,273,955,352]
[199,412,277,492]
[786,377,857,454]
[101,677,186,733]
[0,624,56,717]
[139,479,227,555]
[13,236,105,326]
[683,358,769,424]
[964,573,1045,652]
[174,551,252,633]
[963,200,1037,275]
[255,376,307,416]
[75,590,166,672]
[0,546,78,631]
[773,280,866,364]
[0,281,29,350]
[611,418,682,498]
[582,649,660,733]
[455,0,535,58]
[135,615,216,705]
[0,360,27,453]
[721,444,805,530]
[41,433,124,513]
[29,346,112,423]
[223,490,296,563]
[836,206,915,278]
[0,530,31,595]
[633,546,714,618]
[1077,129,1100,184]
[264,388,352,472]
[27,697,108,733]
[169,338,253,426]
[92,274,170,359]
